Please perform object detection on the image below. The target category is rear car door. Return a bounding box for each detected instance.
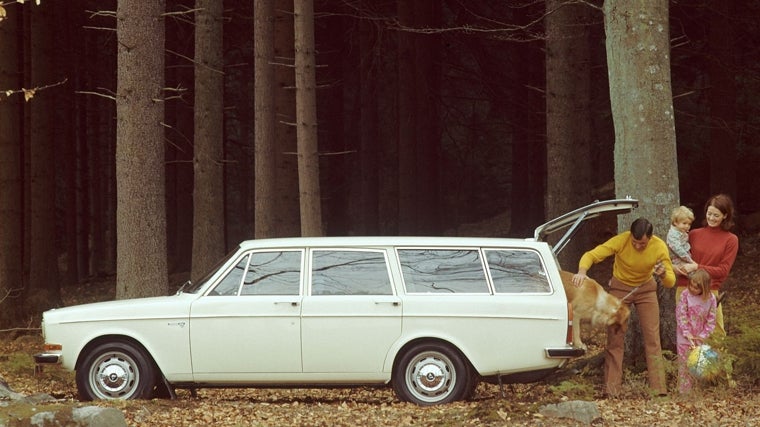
[300,249,402,375]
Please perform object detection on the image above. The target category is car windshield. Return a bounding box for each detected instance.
[177,247,240,294]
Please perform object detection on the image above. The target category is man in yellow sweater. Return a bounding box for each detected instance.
[572,217,675,397]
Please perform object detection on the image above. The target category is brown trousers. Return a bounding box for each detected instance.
[605,277,667,396]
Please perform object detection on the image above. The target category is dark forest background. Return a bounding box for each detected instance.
[1,0,759,326]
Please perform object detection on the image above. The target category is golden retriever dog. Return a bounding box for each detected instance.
[559,270,630,350]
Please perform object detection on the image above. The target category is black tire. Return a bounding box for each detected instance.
[392,342,470,405]
[462,366,480,400]
[76,340,157,401]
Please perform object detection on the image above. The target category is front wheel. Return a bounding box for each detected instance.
[392,342,470,405]
[76,340,157,401]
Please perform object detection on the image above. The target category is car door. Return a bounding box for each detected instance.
[533,197,639,255]
[189,250,304,382]
[300,249,402,377]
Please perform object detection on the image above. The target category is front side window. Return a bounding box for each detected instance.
[398,249,488,293]
[211,254,249,296]
[485,249,550,293]
[240,251,302,296]
[311,250,392,295]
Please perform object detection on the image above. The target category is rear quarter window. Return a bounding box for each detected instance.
[484,249,551,293]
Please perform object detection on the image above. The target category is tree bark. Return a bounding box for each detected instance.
[0,6,24,327]
[707,0,737,201]
[254,0,277,239]
[192,0,226,281]
[28,3,62,312]
[396,1,416,235]
[274,0,300,237]
[413,0,441,235]
[545,0,593,267]
[115,0,168,299]
[604,0,679,355]
[358,16,380,235]
[293,0,323,237]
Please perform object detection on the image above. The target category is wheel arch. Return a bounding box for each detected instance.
[391,337,474,375]
[75,334,160,374]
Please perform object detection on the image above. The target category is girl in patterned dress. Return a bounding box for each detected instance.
[676,269,717,393]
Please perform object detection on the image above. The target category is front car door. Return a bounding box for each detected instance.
[189,250,304,382]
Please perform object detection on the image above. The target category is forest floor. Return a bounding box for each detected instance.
[2,234,760,426]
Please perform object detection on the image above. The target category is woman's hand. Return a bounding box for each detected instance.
[683,261,698,274]
[674,261,697,276]
[674,265,687,276]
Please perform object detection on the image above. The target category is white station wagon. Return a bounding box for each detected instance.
[35,199,638,405]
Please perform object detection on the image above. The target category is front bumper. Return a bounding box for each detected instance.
[34,353,62,364]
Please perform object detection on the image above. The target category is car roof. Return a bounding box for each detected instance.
[233,198,638,255]
[236,235,543,250]
[533,197,639,254]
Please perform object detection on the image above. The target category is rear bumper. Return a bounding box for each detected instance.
[545,347,585,358]
[34,353,62,364]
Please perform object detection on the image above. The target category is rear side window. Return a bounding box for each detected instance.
[485,249,550,293]
[311,250,392,295]
[398,249,489,294]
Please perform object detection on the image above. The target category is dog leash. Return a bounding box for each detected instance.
[620,286,638,302]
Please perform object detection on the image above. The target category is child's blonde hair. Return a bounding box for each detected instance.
[671,205,695,224]
[690,269,712,301]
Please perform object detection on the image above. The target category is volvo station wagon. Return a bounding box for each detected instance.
[35,198,638,405]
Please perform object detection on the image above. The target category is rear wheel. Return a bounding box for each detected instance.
[76,340,157,401]
[392,342,469,405]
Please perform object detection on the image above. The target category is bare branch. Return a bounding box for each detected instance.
[76,90,116,101]
[85,9,116,19]
[0,286,23,305]
[82,26,116,32]
[163,8,201,17]
[2,78,68,102]
[167,49,224,75]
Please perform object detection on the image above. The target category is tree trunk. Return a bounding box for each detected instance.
[274,0,300,237]
[396,1,416,235]
[164,5,194,277]
[358,17,379,235]
[707,0,737,201]
[604,0,679,356]
[545,0,593,268]
[0,6,24,327]
[115,0,168,299]
[293,0,323,237]
[28,3,62,312]
[192,0,226,281]
[413,0,441,235]
[254,0,277,239]
[510,41,545,238]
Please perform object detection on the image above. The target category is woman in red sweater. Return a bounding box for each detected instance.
[676,194,739,340]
